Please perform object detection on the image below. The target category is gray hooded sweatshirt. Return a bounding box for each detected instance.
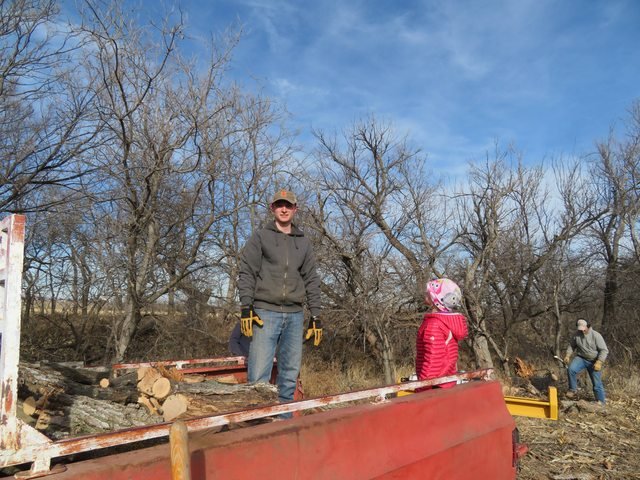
[565,329,609,362]
[238,221,321,317]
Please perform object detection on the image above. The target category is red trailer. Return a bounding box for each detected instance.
[0,215,527,479]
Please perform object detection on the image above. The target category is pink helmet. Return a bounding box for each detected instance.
[426,278,462,312]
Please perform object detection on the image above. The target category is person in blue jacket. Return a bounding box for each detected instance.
[228,321,250,357]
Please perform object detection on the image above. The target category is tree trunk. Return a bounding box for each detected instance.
[552,285,563,357]
[470,334,493,369]
[601,264,618,329]
[31,393,159,440]
[363,322,397,385]
[113,302,140,363]
[22,285,33,326]
[19,363,138,405]
[378,329,395,385]
[466,304,494,370]
[72,260,79,316]
[160,382,278,422]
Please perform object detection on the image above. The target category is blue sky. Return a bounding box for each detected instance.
[138,1,640,167]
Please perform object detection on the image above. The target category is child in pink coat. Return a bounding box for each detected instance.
[416,278,468,389]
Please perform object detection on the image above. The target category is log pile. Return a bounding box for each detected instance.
[18,362,278,440]
[133,365,277,422]
[18,362,152,440]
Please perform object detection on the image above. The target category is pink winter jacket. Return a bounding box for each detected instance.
[415,311,468,389]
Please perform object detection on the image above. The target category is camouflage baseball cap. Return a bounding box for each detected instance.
[271,189,297,205]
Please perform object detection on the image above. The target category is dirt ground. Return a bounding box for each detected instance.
[515,393,640,480]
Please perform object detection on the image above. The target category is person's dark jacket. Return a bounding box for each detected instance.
[238,221,321,317]
[228,322,250,357]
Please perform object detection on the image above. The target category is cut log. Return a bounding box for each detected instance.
[182,374,206,384]
[138,395,160,416]
[161,394,223,422]
[214,374,241,385]
[183,396,219,417]
[137,366,151,381]
[107,371,138,388]
[157,382,278,422]
[23,396,38,416]
[19,363,139,405]
[27,392,161,440]
[20,363,78,396]
[149,397,163,414]
[99,378,110,388]
[16,399,37,426]
[137,368,162,396]
[23,390,53,418]
[163,394,189,422]
[41,361,110,386]
[174,380,276,397]
[525,382,541,397]
[35,411,52,431]
[152,377,172,400]
[157,365,184,382]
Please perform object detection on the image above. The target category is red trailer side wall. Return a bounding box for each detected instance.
[50,380,517,480]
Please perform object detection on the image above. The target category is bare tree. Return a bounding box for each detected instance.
[589,101,640,328]
[309,117,452,382]
[454,153,513,371]
[72,2,240,362]
[455,146,600,374]
[313,117,451,301]
[625,101,640,264]
[210,91,298,314]
[0,0,99,213]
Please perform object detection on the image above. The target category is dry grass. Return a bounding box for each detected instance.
[300,359,415,398]
[300,361,377,397]
[605,360,640,398]
[517,383,640,479]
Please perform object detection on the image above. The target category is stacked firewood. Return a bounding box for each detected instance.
[18,362,154,439]
[18,362,278,440]
[135,365,185,421]
[133,365,279,421]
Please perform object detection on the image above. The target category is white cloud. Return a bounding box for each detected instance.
[131,0,640,172]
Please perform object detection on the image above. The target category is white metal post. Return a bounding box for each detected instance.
[0,214,26,450]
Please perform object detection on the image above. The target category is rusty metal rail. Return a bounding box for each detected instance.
[111,356,250,378]
[112,356,248,372]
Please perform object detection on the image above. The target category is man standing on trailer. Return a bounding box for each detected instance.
[238,189,322,416]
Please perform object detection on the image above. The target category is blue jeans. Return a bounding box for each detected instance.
[248,308,304,414]
[567,356,606,403]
